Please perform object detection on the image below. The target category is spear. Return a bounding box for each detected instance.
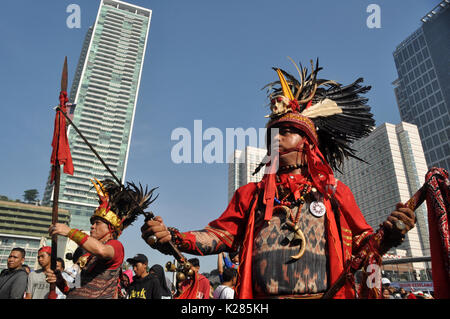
[55,97,188,266]
[48,57,74,299]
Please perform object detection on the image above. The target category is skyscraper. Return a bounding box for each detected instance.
[338,122,430,265]
[43,0,152,231]
[228,146,266,201]
[392,0,449,170]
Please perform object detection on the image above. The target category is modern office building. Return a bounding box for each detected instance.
[0,200,70,271]
[337,123,430,268]
[228,146,266,201]
[43,0,152,231]
[392,0,449,170]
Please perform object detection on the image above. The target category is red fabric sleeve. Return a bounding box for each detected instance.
[207,182,259,241]
[335,181,374,241]
[105,239,124,270]
[177,183,259,256]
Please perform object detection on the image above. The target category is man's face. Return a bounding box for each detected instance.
[90,218,111,240]
[7,250,24,270]
[269,124,308,166]
[132,262,147,278]
[56,261,64,272]
[272,125,306,154]
[37,252,51,269]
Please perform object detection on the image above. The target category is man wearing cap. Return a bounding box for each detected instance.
[127,254,161,299]
[141,60,416,299]
[45,179,156,299]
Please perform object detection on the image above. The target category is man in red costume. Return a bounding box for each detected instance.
[141,60,416,299]
[46,179,156,299]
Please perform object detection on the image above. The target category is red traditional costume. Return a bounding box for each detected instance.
[161,59,411,299]
[59,179,157,299]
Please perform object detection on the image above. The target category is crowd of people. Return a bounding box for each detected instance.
[0,247,240,299]
[380,279,434,299]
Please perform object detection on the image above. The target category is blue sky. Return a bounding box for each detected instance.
[0,0,440,273]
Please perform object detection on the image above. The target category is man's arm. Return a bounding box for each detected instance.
[25,272,33,299]
[49,223,115,260]
[141,183,259,255]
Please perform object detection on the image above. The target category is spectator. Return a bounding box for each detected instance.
[64,249,83,289]
[399,288,407,299]
[217,251,239,283]
[55,257,72,299]
[179,258,210,299]
[0,248,28,299]
[213,268,237,299]
[407,290,417,299]
[25,246,52,299]
[118,269,131,299]
[382,288,392,299]
[149,264,172,299]
[127,254,161,299]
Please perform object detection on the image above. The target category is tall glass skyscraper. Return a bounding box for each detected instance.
[43,0,152,231]
[338,123,430,266]
[392,1,449,170]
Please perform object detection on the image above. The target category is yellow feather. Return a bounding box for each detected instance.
[276,69,295,101]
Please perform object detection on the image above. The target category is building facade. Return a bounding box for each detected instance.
[43,0,152,231]
[0,200,70,271]
[337,123,430,270]
[228,146,266,201]
[392,1,449,170]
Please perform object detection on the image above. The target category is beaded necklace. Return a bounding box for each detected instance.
[274,182,312,225]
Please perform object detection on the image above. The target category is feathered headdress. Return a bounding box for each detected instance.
[90,178,158,236]
[259,58,375,221]
[263,57,374,171]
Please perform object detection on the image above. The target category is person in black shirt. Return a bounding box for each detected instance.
[149,264,172,299]
[127,254,161,299]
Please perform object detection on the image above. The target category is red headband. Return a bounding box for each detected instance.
[38,246,51,255]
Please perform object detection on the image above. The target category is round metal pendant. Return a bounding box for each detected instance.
[309,201,326,217]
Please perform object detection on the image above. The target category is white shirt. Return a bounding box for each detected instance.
[213,285,235,299]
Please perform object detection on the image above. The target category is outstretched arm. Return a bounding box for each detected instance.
[141,217,230,256]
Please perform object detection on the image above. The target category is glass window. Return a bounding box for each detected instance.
[432,134,440,146]
[430,150,437,163]
[429,94,436,106]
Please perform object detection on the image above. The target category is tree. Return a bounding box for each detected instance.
[23,189,39,203]
[0,195,9,201]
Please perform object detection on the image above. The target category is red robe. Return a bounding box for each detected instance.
[204,178,374,299]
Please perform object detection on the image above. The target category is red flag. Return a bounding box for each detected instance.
[50,91,74,182]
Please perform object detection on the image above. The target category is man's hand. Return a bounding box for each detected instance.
[45,269,57,284]
[141,216,172,246]
[49,223,71,237]
[382,203,415,236]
